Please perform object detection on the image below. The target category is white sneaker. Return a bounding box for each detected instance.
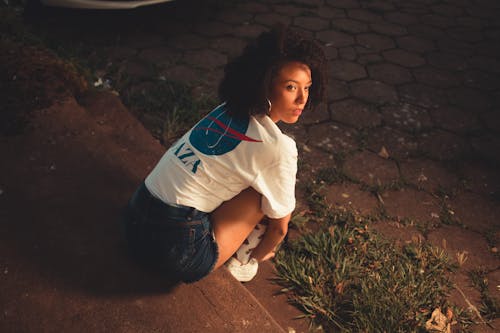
[225,257,259,282]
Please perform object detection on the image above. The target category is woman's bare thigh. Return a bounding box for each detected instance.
[211,187,264,269]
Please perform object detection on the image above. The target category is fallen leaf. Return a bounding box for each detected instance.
[378,146,390,159]
[425,308,451,333]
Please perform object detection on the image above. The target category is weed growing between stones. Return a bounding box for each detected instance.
[275,208,455,331]
[468,268,500,322]
[276,188,475,331]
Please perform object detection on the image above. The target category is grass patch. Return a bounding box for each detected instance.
[275,206,463,332]
[122,79,215,145]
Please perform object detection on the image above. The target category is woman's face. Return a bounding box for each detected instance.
[268,61,312,124]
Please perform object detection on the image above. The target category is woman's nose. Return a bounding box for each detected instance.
[296,90,306,104]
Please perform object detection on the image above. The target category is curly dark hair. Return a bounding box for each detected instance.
[218,25,328,118]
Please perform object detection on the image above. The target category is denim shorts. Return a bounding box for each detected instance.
[122,182,219,283]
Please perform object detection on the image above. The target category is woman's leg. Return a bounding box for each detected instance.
[211,187,264,269]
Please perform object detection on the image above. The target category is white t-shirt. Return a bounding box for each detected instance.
[145,103,297,219]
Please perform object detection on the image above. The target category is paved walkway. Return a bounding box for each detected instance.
[5,0,500,331]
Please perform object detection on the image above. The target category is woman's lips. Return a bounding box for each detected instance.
[293,109,303,116]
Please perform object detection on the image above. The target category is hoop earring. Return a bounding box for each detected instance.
[266,98,272,116]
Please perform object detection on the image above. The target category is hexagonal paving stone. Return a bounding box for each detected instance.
[370,220,424,244]
[420,13,456,28]
[183,49,227,70]
[215,9,253,25]
[463,70,500,91]
[427,225,499,271]
[480,110,500,132]
[367,63,413,85]
[427,52,468,71]
[330,98,381,129]
[293,16,330,31]
[456,16,485,29]
[412,66,461,88]
[278,121,305,141]
[458,159,500,197]
[469,55,500,74]
[210,37,246,57]
[307,122,359,153]
[348,8,384,23]
[380,102,434,133]
[369,22,407,36]
[382,187,441,223]
[417,129,470,161]
[121,60,155,79]
[137,47,180,65]
[300,102,330,125]
[343,150,400,185]
[313,6,346,19]
[237,2,269,13]
[159,65,200,85]
[324,45,339,59]
[470,134,500,164]
[398,83,447,108]
[331,18,369,33]
[316,30,355,47]
[327,80,350,102]
[384,11,419,25]
[193,21,234,37]
[447,87,491,111]
[290,0,323,6]
[298,144,337,179]
[396,35,435,53]
[338,47,357,61]
[408,24,447,40]
[254,13,291,27]
[399,3,431,15]
[363,0,395,12]
[350,79,399,105]
[231,24,268,38]
[168,33,210,50]
[356,33,395,52]
[447,27,485,43]
[447,272,483,311]
[324,183,379,215]
[428,105,481,133]
[357,54,384,65]
[399,158,459,192]
[366,126,420,161]
[104,46,137,61]
[330,60,367,81]
[382,49,425,68]
[431,4,464,17]
[123,33,164,49]
[325,0,360,9]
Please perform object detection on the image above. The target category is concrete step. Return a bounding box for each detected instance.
[0,91,283,333]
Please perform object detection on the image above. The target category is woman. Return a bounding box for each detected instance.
[123,25,327,283]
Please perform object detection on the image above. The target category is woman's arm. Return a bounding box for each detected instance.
[250,213,291,262]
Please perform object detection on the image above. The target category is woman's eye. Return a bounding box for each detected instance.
[286,85,296,91]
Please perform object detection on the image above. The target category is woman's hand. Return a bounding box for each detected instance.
[250,214,290,262]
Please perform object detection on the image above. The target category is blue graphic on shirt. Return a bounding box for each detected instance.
[189,104,261,156]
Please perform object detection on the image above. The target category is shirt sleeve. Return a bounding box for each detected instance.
[251,135,298,219]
